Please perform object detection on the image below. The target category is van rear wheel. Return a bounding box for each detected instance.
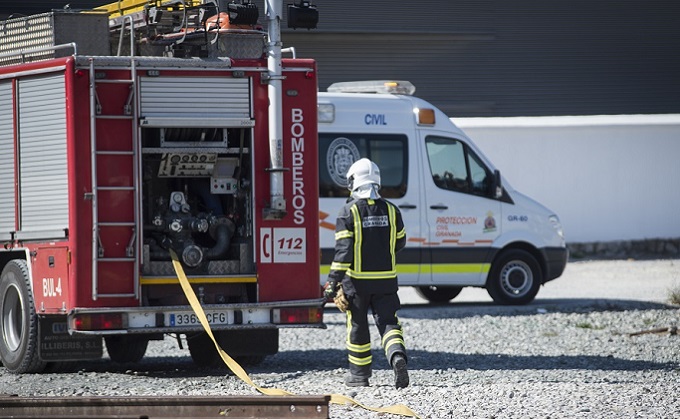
[487,249,542,305]
[415,286,463,303]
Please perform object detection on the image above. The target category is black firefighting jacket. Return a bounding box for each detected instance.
[328,197,406,295]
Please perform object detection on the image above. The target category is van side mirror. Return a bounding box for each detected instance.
[492,169,502,199]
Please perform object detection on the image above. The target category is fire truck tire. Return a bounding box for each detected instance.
[0,259,47,373]
[187,332,220,367]
[415,286,463,303]
[187,331,276,368]
[486,249,542,305]
[104,335,149,363]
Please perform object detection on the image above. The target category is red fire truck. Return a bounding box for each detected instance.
[0,0,323,373]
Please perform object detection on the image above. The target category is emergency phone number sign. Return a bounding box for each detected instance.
[260,227,307,263]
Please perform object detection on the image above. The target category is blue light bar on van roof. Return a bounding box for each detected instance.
[327,81,416,95]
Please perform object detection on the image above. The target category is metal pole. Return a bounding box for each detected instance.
[88,58,99,300]
[265,0,286,217]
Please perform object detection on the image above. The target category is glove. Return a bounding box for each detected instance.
[323,280,349,312]
[333,285,349,312]
[323,280,338,299]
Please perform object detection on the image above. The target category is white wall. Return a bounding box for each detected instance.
[454,115,680,243]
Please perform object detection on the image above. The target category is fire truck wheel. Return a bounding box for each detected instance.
[0,259,47,373]
[415,286,463,303]
[487,249,542,305]
[187,333,220,367]
[104,335,149,363]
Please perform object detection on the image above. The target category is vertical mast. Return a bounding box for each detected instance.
[265,0,286,218]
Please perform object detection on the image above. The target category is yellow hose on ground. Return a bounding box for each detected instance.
[169,249,420,418]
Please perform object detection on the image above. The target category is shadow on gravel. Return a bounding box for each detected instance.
[46,345,676,380]
[405,350,678,372]
[48,357,228,378]
[53,352,340,378]
[255,348,678,374]
[396,298,678,320]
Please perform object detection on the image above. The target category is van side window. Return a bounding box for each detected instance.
[426,136,492,197]
[467,149,492,196]
[319,133,408,199]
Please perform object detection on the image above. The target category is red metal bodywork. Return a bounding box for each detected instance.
[1,56,320,314]
[255,59,319,302]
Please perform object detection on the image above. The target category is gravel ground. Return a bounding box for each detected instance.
[1,259,679,419]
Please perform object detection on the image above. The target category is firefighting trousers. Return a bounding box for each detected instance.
[345,292,406,379]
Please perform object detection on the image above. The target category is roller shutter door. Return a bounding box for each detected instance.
[0,82,15,240]
[279,0,680,117]
[139,77,252,127]
[18,73,69,236]
[283,32,496,117]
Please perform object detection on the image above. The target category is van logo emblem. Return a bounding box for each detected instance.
[327,137,360,187]
[484,211,497,233]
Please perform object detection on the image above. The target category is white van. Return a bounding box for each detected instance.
[317,81,568,305]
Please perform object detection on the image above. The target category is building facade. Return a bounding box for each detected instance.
[2,0,679,117]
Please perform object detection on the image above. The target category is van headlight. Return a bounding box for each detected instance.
[549,215,564,239]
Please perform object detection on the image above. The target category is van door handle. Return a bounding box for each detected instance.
[399,204,417,209]
[430,204,448,210]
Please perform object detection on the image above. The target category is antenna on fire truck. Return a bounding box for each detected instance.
[263,0,318,219]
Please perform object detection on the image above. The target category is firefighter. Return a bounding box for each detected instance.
[324,158,409,389]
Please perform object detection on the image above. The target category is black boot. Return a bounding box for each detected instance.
[345,373,370,387]
[391,353,409,389]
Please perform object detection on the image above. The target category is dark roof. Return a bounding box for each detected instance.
[0,1,105,20]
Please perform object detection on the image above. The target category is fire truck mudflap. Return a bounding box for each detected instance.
[39,316,103,362]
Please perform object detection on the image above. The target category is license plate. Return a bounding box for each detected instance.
[166,310,231,327]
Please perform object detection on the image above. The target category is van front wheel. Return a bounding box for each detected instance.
[487,250,542,305]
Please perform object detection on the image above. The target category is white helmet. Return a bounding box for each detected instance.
[346,158,381,191]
